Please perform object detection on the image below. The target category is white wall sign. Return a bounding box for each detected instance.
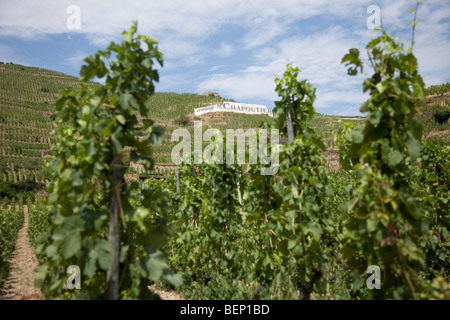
[194,102,273,117]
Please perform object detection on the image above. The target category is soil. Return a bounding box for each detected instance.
[0,205,45,300]
[148,284,186,300]
[424,128,450,139]
[0,205,183,300]
[321,147,340,171]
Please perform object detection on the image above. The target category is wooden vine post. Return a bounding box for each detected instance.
[175,166,181,200]
[285,101,295,144]
[107,155,123,300]
[192,165,197,231]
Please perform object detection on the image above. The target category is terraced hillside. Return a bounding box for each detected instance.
[0,64,95,198]
[0,64,281,187]
[1,63,448,192]
[417,82,450,145]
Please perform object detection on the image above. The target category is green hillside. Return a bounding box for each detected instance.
[1,63,448,196]
[0,64,87,198]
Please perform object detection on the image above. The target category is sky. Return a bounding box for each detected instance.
[0,0,449,116]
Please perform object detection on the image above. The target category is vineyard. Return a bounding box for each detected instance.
[0,19,449,301]
[0,64,90,200]
[426,82,450,96]
[0,197,24,288]
[0,62,367,183]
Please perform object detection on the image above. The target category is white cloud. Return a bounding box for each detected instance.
[65,50,88,68]
[209,65,225,72]
[198,71,277,103]
[85,33,119,47]
[0,1,374,45]
[157,73,192,92]
[196,0,450,115]
[241,19,287,49]
[215,43,234,57]
[0,0,448,115]
[198,25,368,113]
[159,37,207,68]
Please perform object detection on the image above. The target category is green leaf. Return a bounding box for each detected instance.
[143,35,159,46]
[145,248,168,281]
[149,125,165,146]
[45,244,58,258]
[48,158,60,175]
[368,110,382,126]
[120,245,129,263]
[86,141,97,157]
[97,249,111,271]
[111,132,123,154]
[376,82,386,94]
[61,230,82,259]
[352,126,364,144]
[409,118,422,139]
[162,271,183,287]
[288,239,297,250]
[341,48,362,75]
[60,168,73,182]
[84,250,98,278]
[141,59,152,69]
[118,93,132,110]
[412,75,425,97]
[122,21,137,43]
[90,96,102,107]
[34,265,48,288]
[304,223,322,241]
[387,149,403,167]
[72,171,83,187]
[406,137,421,161]
[367,215,378,232]
[115,114,126,125]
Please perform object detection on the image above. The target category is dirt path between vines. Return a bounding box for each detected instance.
[0,205,182,300]
[0,205,45,300]
[425,128,450,139]
[149,284,186,300]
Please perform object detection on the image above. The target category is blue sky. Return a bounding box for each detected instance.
[0,0,449,115]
